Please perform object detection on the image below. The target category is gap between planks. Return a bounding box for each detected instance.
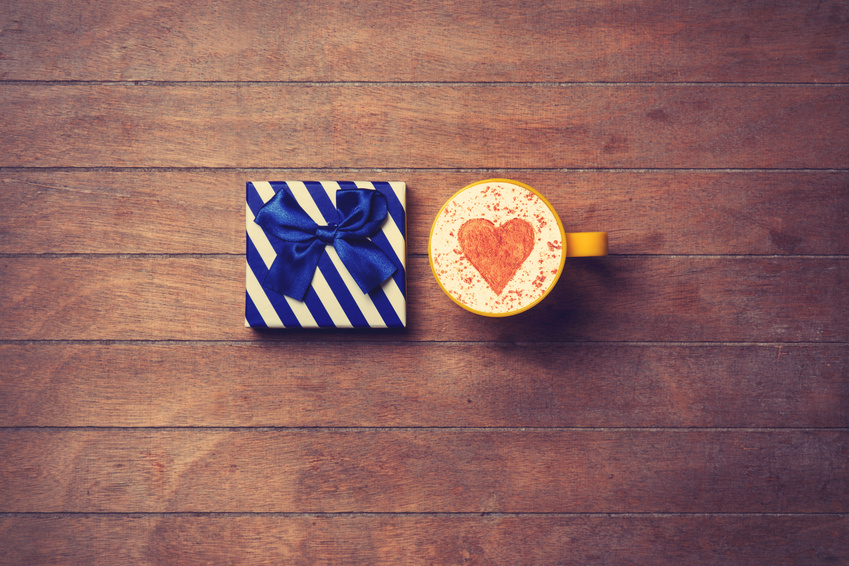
[1,80,849,87]
[1,166,848,172]
[0,512,846,518]
[1,340,847,346]
[1,427,846,432]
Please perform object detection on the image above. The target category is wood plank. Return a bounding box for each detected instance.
[2,85,847,168]
[0,256,846,341]
[0,429,845,513]
[1,0,847,82]
[2,170,848,255]
[1,343,845,428]
[1,515,846,565]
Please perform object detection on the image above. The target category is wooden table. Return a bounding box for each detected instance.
[2,1,848,563]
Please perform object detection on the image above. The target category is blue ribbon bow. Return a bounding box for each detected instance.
[254,187,397,301]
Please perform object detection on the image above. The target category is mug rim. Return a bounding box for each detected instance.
[428,178,568,317]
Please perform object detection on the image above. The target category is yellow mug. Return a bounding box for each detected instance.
[428,178,607,316]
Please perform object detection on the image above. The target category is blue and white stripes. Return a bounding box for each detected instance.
[245,181,407,328]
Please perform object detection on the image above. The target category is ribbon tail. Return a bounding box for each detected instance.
[262,239,326,301]
[334,238,397,294]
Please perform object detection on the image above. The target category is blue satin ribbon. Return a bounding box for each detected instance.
[254,187,397,301]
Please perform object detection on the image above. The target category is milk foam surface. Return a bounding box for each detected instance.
[430,181,564,314]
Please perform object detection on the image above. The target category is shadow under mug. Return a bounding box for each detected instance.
[428,178,608,317]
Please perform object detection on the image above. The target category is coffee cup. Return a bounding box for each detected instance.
[428,179,607,316]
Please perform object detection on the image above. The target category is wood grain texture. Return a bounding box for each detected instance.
[1,256,846,341]
[1,515,846,565]
[0,429,846,513]
[1,0,847,82]
[2,0,848,561]
[2,170,848,255]
[2,85,847,168]
[1,343,845,428]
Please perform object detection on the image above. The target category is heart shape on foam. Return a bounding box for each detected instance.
[457,218,535,295]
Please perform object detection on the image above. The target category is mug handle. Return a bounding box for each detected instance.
[564,231,608,257]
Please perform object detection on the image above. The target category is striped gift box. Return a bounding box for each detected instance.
[245,181,407,328]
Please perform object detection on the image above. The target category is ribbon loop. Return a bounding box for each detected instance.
[254,186,397,300]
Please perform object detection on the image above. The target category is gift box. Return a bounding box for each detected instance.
[245,181,406,328]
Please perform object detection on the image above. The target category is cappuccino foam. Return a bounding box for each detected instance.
[430,180,564,314]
